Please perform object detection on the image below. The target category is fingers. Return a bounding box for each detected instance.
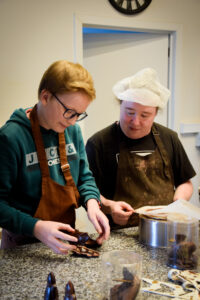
[89,211,110,244]
[91,216,103,235]
[33,221,79,254]
[53,239,77,251]
[117,210,133,217]
[96,216,110,243]
[57,223,76,233]
[112,210,133,225]
[55,223,78,242]
[96,232,105,245]
[47,236,77,255]
[119,202,134,212]
[56,230,78,243]
[52,244,76,255]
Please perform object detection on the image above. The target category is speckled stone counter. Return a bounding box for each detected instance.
[0,227,198,299]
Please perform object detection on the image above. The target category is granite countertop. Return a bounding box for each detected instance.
[0,227,198,299]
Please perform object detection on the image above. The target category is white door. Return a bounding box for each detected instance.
[82,29,169,142]
[76,29,170,233]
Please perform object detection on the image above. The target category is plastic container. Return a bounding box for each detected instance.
[101,250,142,300]
[167,213,199,270]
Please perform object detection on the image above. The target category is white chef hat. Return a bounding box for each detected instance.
[112,68,170,109]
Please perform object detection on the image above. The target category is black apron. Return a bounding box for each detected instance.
[114,125,175,208]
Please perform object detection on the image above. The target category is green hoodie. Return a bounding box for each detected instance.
[0,108,100,236]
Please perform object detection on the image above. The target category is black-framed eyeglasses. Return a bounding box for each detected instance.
[52,93,88,122]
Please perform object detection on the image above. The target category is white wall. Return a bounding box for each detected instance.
[1,0,200,124]
[0,0,200,229]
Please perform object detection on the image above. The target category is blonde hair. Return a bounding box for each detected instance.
[38,60,96,101]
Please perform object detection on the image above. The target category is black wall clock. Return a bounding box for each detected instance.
[108,0,152,15]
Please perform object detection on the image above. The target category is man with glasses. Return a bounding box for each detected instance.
[52,93,88,121]
[86,68,196,228]
[0,60,110,253]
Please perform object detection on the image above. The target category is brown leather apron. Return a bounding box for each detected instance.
[114,125,174,209]
[31,105,79,225]
[1,105,79,248]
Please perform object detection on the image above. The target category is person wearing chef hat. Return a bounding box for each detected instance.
[86,68,196,227]
[0,60,110,252]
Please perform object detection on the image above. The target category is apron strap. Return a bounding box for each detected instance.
[58,132,80,199]
[30,105,49,177]
[152,124,174,183]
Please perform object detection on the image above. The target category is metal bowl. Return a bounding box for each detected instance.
[139,215,167,248]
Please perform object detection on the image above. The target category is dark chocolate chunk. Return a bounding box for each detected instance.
[110,267,141,300]
[72,245,100,258]
[64,280,77,300]
[70,230,99,248]
[44,272,59,300]
[167,237,198,270]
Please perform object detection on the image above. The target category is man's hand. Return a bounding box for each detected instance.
[33,220,78,255]
[86,199,110,245]
[110,201,134,225]
[100,195,134,226]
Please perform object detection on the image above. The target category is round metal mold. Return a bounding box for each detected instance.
[139,215,168,248]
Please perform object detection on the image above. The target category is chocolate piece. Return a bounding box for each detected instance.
[68,230,100,258]
[72,245,100,258]
[110,268,141,300]
[44,272,59,300]
[127,213,140,227]
[70,230,99,248]
[61,229,100,258]
[167,234,198,270]
[175,234,186,243]
[47,272,56,285]
[64,280,77,300]
[44,286,59,300]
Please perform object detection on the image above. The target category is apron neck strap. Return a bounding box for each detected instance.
[30,105,80,197]
[152,123,174,182]
[30,105,49,177]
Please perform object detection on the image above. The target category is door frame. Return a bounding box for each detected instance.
[73,13,183,132]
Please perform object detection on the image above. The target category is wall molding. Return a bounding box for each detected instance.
[180,123,200,133]
[180,123,200,147]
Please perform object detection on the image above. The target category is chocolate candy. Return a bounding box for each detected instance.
[44,272,59,300]
[64,280,77,300]
[70,230,99,248]
[69,230,100,258]
[72,245,100,258]
[110,268,141,300]
[167,234,198,270]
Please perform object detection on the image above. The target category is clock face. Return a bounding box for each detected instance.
[108,0,152,15]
